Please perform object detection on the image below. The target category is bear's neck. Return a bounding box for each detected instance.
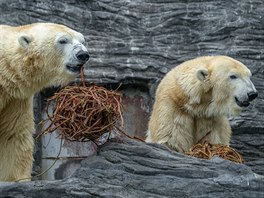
[0,54,51,99]
[184,89,232,118]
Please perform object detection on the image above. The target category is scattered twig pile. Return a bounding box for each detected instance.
[187,142,244,163]
[43,67,123,142]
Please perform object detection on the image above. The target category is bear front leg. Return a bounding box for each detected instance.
[198,117,232,146]
[0,132,33,181]
[147,98,194,153]
[0,99,34,182]
[165,110,195,153]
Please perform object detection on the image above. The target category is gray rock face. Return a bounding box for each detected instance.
[0,139,263,197]
[0,0,263,194]
[2,0,261,174]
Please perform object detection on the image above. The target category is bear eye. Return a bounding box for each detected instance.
[58,39,68,44]
[230,75,238,79]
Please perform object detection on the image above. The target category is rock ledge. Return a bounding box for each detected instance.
[0,139,263,198]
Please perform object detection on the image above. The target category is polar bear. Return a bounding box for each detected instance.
[0,23,89,181]
[146,56,257,153]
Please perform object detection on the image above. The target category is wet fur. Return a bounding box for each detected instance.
[146,56,254,153]
[0,23,85,181]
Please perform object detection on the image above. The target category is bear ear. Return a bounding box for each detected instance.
[196,68,209,81]
[18,35,32,49]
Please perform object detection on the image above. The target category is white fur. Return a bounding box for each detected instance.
[147,56,257,153]
[0,23,88,181]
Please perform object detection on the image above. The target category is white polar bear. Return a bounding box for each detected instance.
[0,23,90,181]
[146,56,257,153]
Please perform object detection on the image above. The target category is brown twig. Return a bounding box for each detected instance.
[42,67,142,143]
[186,141,244,163]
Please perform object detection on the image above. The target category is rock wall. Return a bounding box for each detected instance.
[0,0,263,179]
[0,139,263,198]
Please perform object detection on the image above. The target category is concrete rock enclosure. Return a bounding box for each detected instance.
[0,139,263,197]
[0,0,263,196]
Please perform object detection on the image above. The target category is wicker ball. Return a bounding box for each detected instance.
[186,142,244,163]
[45,84,123,142]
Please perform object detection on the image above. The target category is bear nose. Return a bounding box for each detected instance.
[247,91,258,101]
[76,51,90,63]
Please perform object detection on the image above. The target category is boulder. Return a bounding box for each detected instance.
[0,139,263,197]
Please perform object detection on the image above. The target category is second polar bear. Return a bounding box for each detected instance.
[146,56,257,153]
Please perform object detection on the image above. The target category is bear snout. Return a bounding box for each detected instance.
[66,64,83,73]
[235,91,257,107]
[76,50,90,63]
[235,97,250,107]
[247,91,258,101]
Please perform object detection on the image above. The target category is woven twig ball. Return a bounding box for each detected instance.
[44,82,123,142]
[186,142,244,163]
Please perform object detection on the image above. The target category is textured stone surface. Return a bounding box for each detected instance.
[0,139,263,197]
[0,0,263,189]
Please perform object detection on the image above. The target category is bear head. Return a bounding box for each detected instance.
[11,23,89,97]
[196,56,257,116]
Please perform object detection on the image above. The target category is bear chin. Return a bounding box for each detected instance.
[66,64,83,73]
[235,97,250,107]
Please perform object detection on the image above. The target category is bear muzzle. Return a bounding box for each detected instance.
[247,91,258,101]
[76,50,90,64]
[66,64,83,73]
[235,91,258,107]
[66,50,90,73]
